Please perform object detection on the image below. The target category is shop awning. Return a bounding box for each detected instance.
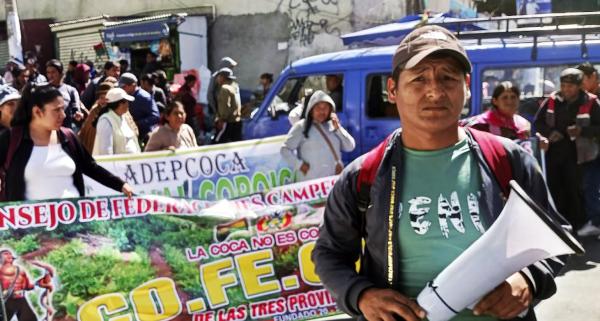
[103,14,186,42]
[341,13,484,46]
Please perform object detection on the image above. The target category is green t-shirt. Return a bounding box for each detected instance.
[398,138,496,321]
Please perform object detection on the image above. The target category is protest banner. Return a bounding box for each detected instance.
[0,176,340,321]
[85,136,294,201]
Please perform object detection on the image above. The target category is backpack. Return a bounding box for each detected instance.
[356,127,513,215]
[0,127,78,202]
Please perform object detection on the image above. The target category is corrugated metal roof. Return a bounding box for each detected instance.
[104,13,187,27]
[49,15,111,28]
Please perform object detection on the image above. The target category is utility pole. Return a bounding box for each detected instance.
[4,0,23,63]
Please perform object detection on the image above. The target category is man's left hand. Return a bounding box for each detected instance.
[473,272,532,319]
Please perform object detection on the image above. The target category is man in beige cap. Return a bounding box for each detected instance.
[313,25,565,321]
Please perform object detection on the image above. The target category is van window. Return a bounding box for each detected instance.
[267,74,344,117]
[366,73,472,118]
[366,74,397,118]
[480,64,600,119]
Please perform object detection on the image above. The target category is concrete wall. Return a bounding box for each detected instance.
[209,12,290,88]
[1,0,474,88]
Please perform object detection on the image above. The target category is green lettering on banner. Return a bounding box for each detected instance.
[234,175,252,197]
[0,178,339,321]
[200,180,215,199]
[252,172,270,194]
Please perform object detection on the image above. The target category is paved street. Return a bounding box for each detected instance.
[535,237,600,320]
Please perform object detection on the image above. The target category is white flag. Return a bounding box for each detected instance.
[5,0,23,63]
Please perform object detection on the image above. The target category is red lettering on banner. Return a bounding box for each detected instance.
[193,311,215,321]
[249,298,287,318]
[186,246,209,262]
[0,207,16,230]
[287,289,336,313]
[137,197,153,214]
[111,197,125,218]
[265,191,279,205]
[292,187,309,202]
[78,200,96,222]
[275,231,297,246]
[251,234,275,250]
[216,305,247,321]
[209,239,251,257]
[308,184,320,200]
[297,227,320,243]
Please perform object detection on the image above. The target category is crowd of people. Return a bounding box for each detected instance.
[0,53,250,202]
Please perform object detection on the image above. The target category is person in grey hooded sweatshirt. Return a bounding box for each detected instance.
[281,90,355,181]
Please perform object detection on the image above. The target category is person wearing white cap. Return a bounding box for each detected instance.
[0,84,21,135]
[0,84,133,201]
[93,88,141,155]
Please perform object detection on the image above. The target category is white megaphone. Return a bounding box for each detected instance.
[416,180,584,321]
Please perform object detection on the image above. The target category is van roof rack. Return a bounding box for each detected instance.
[433,11,600,41]
[342,11,600,59]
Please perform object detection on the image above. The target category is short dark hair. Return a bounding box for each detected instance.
[260,73,273,83]
[141,73,155,85]
[68,60,78,67]
[491,81,520,107]
[46,59,64,74]
[103,61,118,72]
[576,62,597,77]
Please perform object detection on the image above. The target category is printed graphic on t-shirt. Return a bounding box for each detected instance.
[406,191,485,238]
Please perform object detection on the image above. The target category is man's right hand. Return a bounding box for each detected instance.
[358,288,426,321]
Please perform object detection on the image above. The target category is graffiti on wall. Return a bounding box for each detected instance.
[278,0,343,46]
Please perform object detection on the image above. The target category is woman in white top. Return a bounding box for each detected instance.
[281,90,355,181]
[0,84,133,201]
[93,88,141,155]
[145,101,198,152]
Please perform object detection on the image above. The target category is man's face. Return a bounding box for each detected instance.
[140,80,152,92]
[1,251,14,263]
[46,66,62,85]
[582,72,599,93]
[326,76,340,92]
[561,82,581,102]
[387,56,467,134]
[107,66,121,78]
[122,83,136,95]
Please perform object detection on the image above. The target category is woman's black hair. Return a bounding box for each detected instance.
[92,99,128,127]
[160,101,185,125]
[11,83,62,127]
[301,91,315,138]
[491,81,520,108]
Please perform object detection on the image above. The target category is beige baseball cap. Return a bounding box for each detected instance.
[392,25,472,73]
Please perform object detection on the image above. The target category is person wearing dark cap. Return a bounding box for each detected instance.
[313,25,565,321]
[213,67,242,144]
[535,67,600,231]
[119,72,160,144]
[46,59,84,130]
